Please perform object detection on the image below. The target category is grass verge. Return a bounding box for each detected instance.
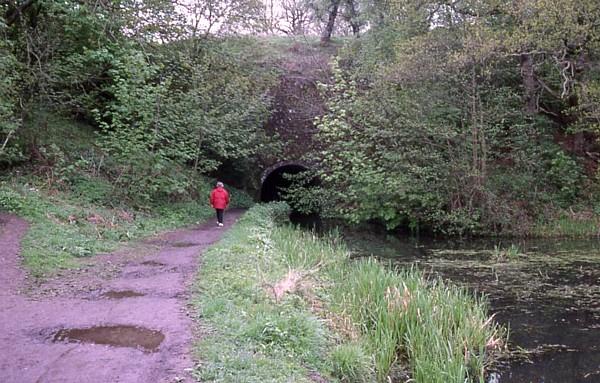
[192,203,504,383]
[532,211,600,238]
[0,176,252,277]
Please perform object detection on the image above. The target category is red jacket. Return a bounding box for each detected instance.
[210,187,230,209]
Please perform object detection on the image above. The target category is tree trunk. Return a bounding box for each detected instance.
[345,0,360,37]
[520,53,537,115]
[321,0,341,45]
[471,66,479,185]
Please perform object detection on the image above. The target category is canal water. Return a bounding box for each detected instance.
[345,230,600,383]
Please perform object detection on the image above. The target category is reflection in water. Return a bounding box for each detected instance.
[344,231,600,383]
[289,210,322,230]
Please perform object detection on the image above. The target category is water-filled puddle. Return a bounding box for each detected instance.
[140,260,166,266]
[52,325,164,352]
[101,290,145,299]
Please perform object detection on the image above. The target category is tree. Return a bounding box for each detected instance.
[0,33,22,164]
[1,0,278,201]
[320,0,341,43]
[304,0,599,234]
[280,0,312,35]
[343,0,360,36]
[183,0,266,36]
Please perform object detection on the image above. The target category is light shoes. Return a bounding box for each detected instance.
[217,222,224,227]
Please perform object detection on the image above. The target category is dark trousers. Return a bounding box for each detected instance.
[215,209,224,224]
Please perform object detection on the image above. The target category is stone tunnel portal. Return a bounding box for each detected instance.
[260,162,321,228]
[260,163,309,203]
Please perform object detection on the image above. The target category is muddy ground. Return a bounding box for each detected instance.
[0,210,243,383]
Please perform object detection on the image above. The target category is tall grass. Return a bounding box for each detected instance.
[193,203,504,382]
[326,260,503,382]
[533,215,599,237]
[192,203,330,383]
[272,225,346,269]
[273,220,504,382]
[492,244,521,261]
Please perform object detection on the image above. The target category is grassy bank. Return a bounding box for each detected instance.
[0,176,253,277]
[192,203,504,382]
[532,211,600,238]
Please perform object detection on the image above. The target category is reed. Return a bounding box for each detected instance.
[492,244,521,261]
[533,213,600,238]
[193,203,504,382]
[329,259,503,382]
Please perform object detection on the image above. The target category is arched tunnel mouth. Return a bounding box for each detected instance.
[260,163,321,228]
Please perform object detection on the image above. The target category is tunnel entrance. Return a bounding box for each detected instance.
[260,163,320,228]
[260,163,308,202]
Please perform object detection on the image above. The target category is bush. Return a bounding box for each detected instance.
[330,343,373,383]
[229,187,256,209]
[547,150,583,206]
[70,176,114,205]
[0,183,25,213]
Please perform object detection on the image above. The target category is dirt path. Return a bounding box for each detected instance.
[0,210,244,383]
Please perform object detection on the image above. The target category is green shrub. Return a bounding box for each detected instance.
[0,183,26,213]
[547,150,583,206]
[70,176,114,204]
[229,186,256,209]
[330,343,373,383]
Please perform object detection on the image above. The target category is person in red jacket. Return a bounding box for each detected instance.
[210,181,230,227]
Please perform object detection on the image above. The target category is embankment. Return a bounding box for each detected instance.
[192,203,505,382]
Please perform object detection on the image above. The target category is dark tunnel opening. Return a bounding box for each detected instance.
[260,164,321,228]
[260,164,307,202]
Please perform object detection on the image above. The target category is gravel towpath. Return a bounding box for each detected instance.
[0,210,243,383]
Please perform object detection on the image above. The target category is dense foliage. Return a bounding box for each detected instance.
[1,0,277,204]
[292,0,600,235]
[2,0,599,234]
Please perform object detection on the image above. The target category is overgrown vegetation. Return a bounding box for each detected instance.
[1,1,279,204]
[0,109,254,276]
[285,1,600,236]
[532,212,600,238]
[193,203,504,382]
[2,1,597,379]
[192,203,330,382]
[2,1,599,236]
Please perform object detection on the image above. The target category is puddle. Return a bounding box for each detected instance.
[52,325,164,352]
[140,260,166,266]
[101,290,145,299]
[170,242,199,248]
